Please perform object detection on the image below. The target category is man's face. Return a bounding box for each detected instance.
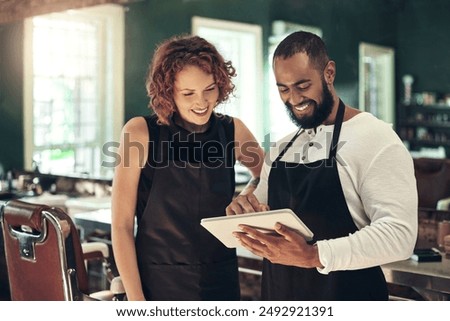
[273,52,334,129]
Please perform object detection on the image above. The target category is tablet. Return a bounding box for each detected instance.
[200,208,314,248]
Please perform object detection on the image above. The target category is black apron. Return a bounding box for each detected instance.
[135,113,240,301]
[262,100,388,301]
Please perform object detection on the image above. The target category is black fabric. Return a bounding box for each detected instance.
[262,100,388,301]
[136,113,235,221]
[135,112,240,300]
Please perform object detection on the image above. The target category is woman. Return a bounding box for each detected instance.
[111,35,264,301]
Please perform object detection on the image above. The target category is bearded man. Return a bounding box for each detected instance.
[226,31,418,301]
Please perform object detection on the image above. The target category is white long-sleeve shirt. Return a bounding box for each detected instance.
[254,112,418,274]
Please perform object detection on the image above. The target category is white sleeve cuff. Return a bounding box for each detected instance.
[316,241,332,275]
[316,237,351,274]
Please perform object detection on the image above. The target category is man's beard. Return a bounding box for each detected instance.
[284,79,334,129]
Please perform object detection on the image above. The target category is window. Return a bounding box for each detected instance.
[192,16,264,142]
[24,4,124,179]
[359,42,395,125]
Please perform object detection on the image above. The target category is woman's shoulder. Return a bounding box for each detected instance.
[121,115,153,142]
[227,115,250,137]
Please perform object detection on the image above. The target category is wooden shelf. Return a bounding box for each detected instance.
[401,104,450,111]
[401,139,450,148]
[398,120,450,129]
[397,103,450,156]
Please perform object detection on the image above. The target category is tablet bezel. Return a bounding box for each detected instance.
[200,208,314,248]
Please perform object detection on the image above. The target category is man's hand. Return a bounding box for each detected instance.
[233,223,323,269]
[225,192,269,215]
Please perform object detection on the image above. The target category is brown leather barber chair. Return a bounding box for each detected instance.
[413,157,450,209]
[0,199,124,300]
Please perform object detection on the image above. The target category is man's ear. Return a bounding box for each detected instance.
[324,60,336,84]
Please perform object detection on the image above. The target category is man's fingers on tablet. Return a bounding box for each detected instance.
[235,230,265,248]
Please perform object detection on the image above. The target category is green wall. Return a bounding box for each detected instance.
[0,22,24,172]
[0,0,449,172]
[396,0,450,95]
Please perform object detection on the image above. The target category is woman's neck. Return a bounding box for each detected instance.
[173,114,211,133]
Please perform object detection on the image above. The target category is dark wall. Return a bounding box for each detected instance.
[396,0,450,95]
[0,22,24,171]
[0,0,449,171]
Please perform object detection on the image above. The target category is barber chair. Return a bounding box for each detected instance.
[0,199,124,301]
[413,157,450,209]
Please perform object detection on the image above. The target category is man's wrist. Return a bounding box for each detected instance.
[312,243,324,268]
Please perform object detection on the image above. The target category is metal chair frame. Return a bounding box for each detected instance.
[0,199,122,301]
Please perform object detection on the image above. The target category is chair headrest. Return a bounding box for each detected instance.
[3,199,51,231]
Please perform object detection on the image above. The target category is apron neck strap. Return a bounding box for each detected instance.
[328,99,345,159]
[274,129,302,162]
[274,98,346,162]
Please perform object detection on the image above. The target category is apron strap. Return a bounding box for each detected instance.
[274,99,346,162]
[274,129,302,162]
[329,99,346,160]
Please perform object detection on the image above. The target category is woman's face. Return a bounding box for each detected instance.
[173,65,219,127]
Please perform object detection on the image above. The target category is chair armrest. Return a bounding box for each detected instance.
[437,197,450,211]
[86,277,125,301]
[81,241,109,259]
[86,290,116,301]
[110,276,125,295]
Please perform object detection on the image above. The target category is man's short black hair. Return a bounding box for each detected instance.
[273,31,330,72]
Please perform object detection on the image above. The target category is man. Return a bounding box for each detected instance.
[226,31,418,300]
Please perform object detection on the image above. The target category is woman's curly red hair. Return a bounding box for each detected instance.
[146,34,236,125]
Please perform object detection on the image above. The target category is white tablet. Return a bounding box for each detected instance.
[200,208,314,248]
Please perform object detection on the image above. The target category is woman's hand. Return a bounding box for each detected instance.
[225,192,269,215]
